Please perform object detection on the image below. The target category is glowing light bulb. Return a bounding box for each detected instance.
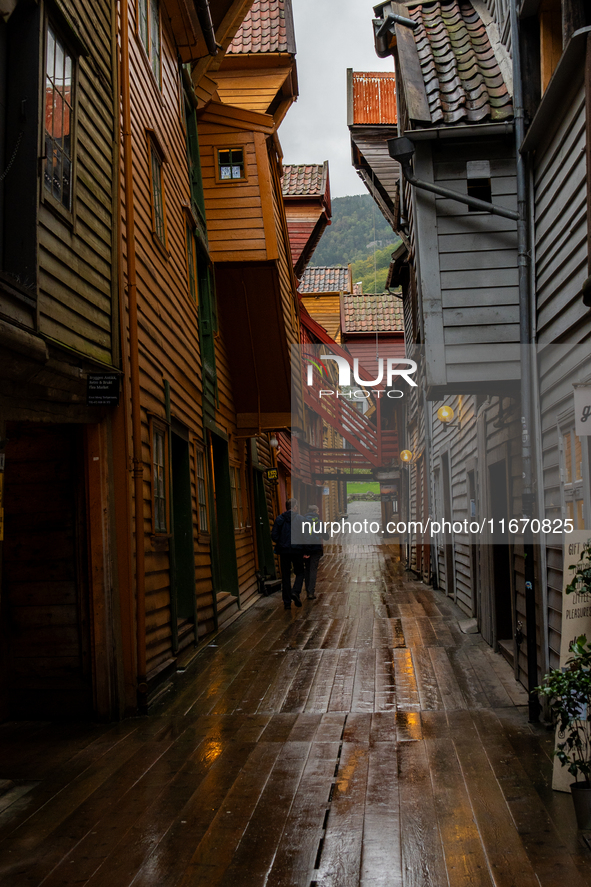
[437,405,455,424]
[400,449,413,462]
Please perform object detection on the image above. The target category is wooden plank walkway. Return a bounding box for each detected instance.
[0,545,589,886]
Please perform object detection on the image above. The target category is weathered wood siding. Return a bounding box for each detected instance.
[123,1,207,681]
[198,117,268,261]
[534,77,591,669]
[38,0,116,364]
[300,295,341,341]
[413,139,520,391]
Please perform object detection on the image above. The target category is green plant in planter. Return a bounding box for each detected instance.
[536,635,591,782]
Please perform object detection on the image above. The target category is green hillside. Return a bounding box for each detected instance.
[312,194,398,268]
[350,242,401,295]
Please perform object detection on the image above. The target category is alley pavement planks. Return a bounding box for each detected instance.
[0,545,590,886]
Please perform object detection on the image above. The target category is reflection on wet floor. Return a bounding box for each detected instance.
[0,546,589,887]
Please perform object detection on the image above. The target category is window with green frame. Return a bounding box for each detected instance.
[150,141,166,245]
[184,94,206,224]
[186,220,197,302]
[138,0,161,83]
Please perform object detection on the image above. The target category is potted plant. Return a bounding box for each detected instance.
[536,540,591,828]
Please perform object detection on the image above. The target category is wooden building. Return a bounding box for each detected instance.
[0,0,121,720]
[366,0,591,693]
[281,163,332,279]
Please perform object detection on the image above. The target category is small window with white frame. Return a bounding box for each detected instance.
[151,422,168,534]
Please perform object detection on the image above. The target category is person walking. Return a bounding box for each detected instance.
[271,498,305,610]
[302,504,327,600]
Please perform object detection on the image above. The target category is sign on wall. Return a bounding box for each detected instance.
[574,386,591,436]
[553,530,591,791]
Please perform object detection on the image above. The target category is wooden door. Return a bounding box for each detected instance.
[441,452,455,599]
[208,433,239,597]
[489,460,513,647]
[0,423,92,720]
[253,471,276,580]
[170,432,197,642]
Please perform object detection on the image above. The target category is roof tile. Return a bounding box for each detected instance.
[408,0,513,127]
[299,266,350,293]
[281,163,328,197]
[342,293,404,333]
[227,0,295,55]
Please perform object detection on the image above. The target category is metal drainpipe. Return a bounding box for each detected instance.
[510,0,540,721]
[195,0,218,56]
[120,0,148,708]
[529,161,550,682]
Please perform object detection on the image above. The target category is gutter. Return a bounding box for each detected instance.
[194,0,218,56]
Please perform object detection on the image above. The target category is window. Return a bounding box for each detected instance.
[217,147,245,182]
[195,447,209,533]
[184,97,206,222]
[152,425,167,533]
[466,160,492,211]
[186,221,197,302]
[138,0,161,83]
[149,141,166,245]
[230,466,241,530]
[44,24,74,210]
[559,427,589,530]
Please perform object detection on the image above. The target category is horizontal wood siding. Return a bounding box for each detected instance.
[38,0,116,364]
[198,124,267,261]
[433,140,520,384]
[123,2,212,679]
[534,78,591,669]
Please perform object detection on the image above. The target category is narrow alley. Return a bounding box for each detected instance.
[1,544,588,887]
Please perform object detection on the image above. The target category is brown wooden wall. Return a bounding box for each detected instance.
[123,0,206,680]
[38,0,117,365]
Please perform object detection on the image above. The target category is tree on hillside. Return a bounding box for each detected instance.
[312,194,398,267]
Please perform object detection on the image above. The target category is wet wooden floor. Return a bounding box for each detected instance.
[1,545,590,886]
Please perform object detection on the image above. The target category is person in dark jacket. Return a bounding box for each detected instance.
[302,504,328,599]
[271,498,305,610]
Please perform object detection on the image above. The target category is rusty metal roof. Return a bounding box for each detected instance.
[343,293,404,333]
[409,0,513,126]
[281,163,328,197]
[351,72,397,125]
[227,0,296,55]
[299,267,350,294]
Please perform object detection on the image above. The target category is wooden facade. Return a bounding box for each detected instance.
[0,0,308,720]
[363,0,591,695]
[0,0,121,720]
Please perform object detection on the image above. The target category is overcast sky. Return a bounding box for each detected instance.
[279,0,394,198]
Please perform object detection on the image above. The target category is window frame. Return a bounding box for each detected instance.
[185,216,198,303]
[137,0,162,87]
[195,444,210,537]
[42,16,78,221]
[150,418,169,536]
[214,146,248,184]
[147,134,167,251]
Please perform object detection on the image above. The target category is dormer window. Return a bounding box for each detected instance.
[217,148,246,182]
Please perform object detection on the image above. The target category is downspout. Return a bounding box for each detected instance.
[194,0,218,56]
[529,161,550,682]
[120,0,147,708]
[510,0,540,721]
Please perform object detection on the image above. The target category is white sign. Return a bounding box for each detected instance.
[553,530,591,792]
[574,386,591,436]
[559,531,591,668]
[323,486,330,496]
